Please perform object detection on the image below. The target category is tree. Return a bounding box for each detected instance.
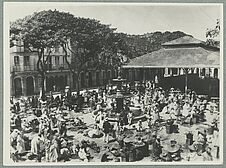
[61,17,122,95]
[206,19,220,47]
[11,10,123,98]
[10,10,75,99]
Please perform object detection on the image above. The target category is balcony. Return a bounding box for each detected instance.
[48,64,69,71]
[11,64,69,73]
[11,65,37,72]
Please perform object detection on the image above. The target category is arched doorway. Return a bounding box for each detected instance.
[14,78,22,96]
[107,70,111,84]
[73,73,78,90]
[96,71,100,86]
[88,71,92,87]
[47,76,55,92]
[26,76,34,96]
[55,76,60,91]
[103,70,107,85]
[59,76,65,91]
[80,72,85,88]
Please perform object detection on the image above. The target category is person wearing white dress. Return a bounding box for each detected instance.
[78,146,88,162]
[182,101,191,117]
[16,133,25,154]
[31,134,42,155]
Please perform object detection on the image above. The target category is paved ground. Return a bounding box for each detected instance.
[16,94,220,163]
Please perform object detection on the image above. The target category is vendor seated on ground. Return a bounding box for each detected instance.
[78,145,89,162]
[167,139,181,161]
[88,124,103,138]
[74,117,83,126]
[71,139,80,156]
[59,137,71,162]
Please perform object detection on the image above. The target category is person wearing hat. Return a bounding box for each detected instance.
[103,117,111,143]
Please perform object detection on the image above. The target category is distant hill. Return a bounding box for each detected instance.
[117,31,190,59]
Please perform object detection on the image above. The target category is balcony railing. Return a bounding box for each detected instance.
[11,64,69,72]
[11,65,37,72]
[48,64,69,71]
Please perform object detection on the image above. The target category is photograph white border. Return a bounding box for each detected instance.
[3,2,224,166]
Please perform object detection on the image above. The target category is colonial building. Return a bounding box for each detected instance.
[122,36,220,96]
[10,42,117,97]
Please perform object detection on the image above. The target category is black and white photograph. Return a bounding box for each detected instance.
[3,2,223,165]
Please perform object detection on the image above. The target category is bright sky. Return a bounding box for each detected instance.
[4,2,222,41]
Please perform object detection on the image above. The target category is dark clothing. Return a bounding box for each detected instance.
[103,121,111,133]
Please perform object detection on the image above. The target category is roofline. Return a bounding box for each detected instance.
[162,42,219,51]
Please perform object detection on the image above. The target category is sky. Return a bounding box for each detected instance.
[4,2,222,41]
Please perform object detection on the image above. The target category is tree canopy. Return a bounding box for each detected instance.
[10,9,189,96]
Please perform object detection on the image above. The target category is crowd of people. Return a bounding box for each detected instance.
[10,81,220,163]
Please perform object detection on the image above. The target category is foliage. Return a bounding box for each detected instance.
[116,31,188,59]
[10,10,76,98]
[206,19,220,47]
[10,9,189,96]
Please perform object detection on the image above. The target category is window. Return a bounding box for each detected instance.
[55,46,60,53]
[24,56,30,66]
[55,56,60,66]
[14,56,20,65]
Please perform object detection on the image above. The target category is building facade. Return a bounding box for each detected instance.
[10,43,117,97]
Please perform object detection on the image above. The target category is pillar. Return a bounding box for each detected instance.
[210,68,215,78]
[143,69,146,81]
[164,68,168,77]
[183,68,189,94]
[22,76,27,96]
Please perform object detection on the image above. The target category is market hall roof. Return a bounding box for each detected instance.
[123,36,220,68]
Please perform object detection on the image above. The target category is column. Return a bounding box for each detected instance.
[143,69,146,81]
[22,76,27,96]
[184,68,189,94]
[164,68,168,77]
[198,68,201,77]
[210,68,215,78]
[170,68,173,76]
